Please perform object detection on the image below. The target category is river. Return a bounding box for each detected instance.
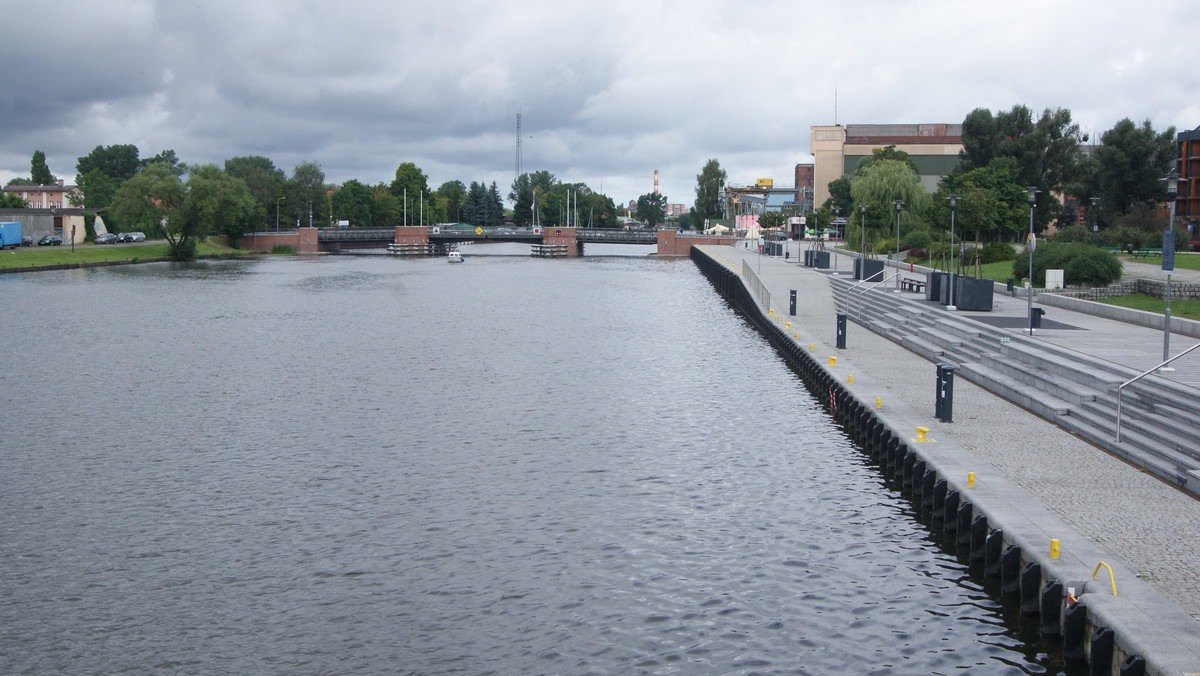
[0,251,1063,674]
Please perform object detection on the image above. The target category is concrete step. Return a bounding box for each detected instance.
[978,352,1102,405]
[899,334,945,360]
[956,361,1072,419]
[1080,398,1200,463]
[1059,404,1198,489]
[997,340,1127,391]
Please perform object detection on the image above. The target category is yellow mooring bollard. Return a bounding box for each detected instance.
[875,397,882,409]
[915,427,929,442]
[1050,539,1060,559]
[809,343,815,352]
[848,375,853,384]
[968,472,975,487]
[785,322,791,330]
[828,356,836,367]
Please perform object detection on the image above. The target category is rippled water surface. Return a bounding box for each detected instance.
[1,254,1052,674]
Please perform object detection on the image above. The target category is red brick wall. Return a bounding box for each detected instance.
[394,226,429,245]
[241,228,319,253]
[656,230,739,256]
[543,227,580,256]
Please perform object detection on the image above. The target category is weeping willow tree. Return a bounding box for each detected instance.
[847,159,932,256]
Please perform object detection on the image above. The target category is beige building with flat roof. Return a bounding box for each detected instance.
[810,124,964,207]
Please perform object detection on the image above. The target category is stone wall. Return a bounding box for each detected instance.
[1050,278,1200,300]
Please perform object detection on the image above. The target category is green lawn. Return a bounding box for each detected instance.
[1118,251,1200,271]
[0,240,255,270]
[1095,293,1200,321]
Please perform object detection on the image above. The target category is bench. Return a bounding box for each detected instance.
[1129,248,1162,259]
[900,278,926,293]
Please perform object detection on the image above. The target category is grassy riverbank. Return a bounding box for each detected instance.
[0,239,260,271]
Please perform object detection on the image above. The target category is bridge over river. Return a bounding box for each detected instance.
[241,226,733,257]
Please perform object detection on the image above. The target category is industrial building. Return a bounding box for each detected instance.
[809,123,964,207]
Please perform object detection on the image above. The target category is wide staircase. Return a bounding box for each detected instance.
[827,273,1200,497]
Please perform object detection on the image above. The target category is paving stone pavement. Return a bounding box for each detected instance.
[714,244,1200,618]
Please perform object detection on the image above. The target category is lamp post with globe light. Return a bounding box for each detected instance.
[1160,168,1182,369]
[948,194,959,310]
[893,199,904,292]
[1025,186,1040,335]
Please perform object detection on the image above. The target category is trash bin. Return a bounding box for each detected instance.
[836,312,847,349]
[936,363,956,423]
[790,289,797,316]
[1030,307,1045,329]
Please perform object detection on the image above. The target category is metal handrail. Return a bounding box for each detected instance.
[850,272,899,316]
[1115,341,1200,442]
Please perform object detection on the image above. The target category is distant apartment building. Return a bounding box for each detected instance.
[1177,125,1200,229]
[665,203,686,217]
[2,179,78,209]
[809,124,963,207]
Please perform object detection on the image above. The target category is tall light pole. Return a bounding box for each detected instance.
[948,194,959,310]
[859,203,867,261]
[1025,186,1040,335]
[276,197,282,232]
[893,199,905,292]
[1089,196,1099,243]
[1160,169,1182,368]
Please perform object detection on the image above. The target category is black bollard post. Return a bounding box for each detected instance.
[939,364,956,423]
[790,289,797,316]
[836,312,847,349]
[935,363,946,420]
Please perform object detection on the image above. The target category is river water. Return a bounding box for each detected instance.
[1,250,1059,674]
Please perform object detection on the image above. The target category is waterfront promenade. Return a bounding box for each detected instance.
[700,244,1200,670]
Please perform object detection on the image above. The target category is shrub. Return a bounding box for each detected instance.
[169,239,197,261]
[1064,248,1123,286]
[980,241,1017,264]
[1054,225,1090,244]
[1011,242,1121,287]
[902,228,931,251]
[270,244,297,255]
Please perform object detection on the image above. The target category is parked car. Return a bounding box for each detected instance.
[95,233,119,244]
[126,231,146,242]
[38,235,63,246]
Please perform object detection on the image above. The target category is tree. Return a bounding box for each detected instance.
[141,149,186,177]
[285,162,327,227]
[31,151,55,185]
[822,175,852,215]
[512,181,534,227]
[389,162,429,222]
[76,144,140,183]
[0,192,28,208]
[486,182,504,227]
[434,180,467,224]
[225,155,286,229]
[331,179,374,227]
[957,105,1083,225]
[692,159,727,225]
[109,163,184,255]
[463,181,489,226]
[855,145,919,176]
[849,159,931,253]
[934,164,1027,242]
[180,165,261,247]
[1092,118,1176,219]
[371,186,401,227]
[636,192,667,228]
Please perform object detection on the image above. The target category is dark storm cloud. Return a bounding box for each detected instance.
[2,0,1198,205]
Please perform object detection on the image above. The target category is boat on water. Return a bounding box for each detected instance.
[447,250,464,263]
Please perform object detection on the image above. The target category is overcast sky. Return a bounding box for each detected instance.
[2,0,1197,208]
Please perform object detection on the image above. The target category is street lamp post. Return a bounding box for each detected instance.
[859,203,867,261]
[893,199,905,292]
[276,197,282,232]
[1089,196,1099,243]
[948,194,959,310]
[1025,186,1040,335]
[1160,169,1182,369]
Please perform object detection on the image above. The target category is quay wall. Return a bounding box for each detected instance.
[690,245,1200,676]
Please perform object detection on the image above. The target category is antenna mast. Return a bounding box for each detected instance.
[515,112,523,182]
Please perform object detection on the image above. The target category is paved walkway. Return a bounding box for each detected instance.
[718,245,1200,618]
